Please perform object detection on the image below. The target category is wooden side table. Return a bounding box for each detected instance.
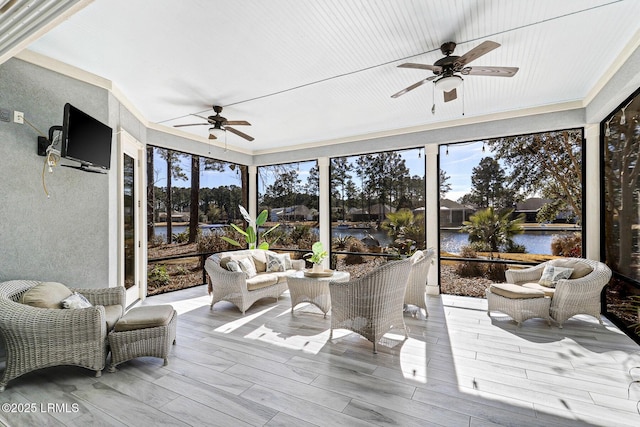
[287,270,350,317]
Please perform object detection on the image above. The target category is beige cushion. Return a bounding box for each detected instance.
[252,251,268,272]
[219,256,234,270]
[522,282,556,297]
[114,305,174,332]
[246,274,279,291]
[550,259,593,279]
[104,304,124,330]
[274,270,295,283]
[490,283,545,299]
[21,282,73,309]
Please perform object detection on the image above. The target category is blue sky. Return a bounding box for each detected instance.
[151,145,487,202]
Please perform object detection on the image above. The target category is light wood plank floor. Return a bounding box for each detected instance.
[2,285,640,426]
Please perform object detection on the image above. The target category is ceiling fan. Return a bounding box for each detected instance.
[174,105,254,141]
[391,41,518,102]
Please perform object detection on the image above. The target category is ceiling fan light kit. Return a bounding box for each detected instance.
[434,75,462,92]
[209,127,225,139]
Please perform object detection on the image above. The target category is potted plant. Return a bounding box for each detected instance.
[222,205,280,250]
[305,241,328,273]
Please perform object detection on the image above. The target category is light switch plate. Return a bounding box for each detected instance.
[0,108,10,122]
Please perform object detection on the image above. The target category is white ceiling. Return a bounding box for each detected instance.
[18,0,640,153]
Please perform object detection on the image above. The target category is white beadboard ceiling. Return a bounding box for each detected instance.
[18,0,640,153]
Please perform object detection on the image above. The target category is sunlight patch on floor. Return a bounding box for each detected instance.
[244,324,330,354]
[399,338,429,383]
[214,306,279,334]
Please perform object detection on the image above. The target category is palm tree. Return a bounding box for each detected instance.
[382,209,426,252]
[461,207,525,253]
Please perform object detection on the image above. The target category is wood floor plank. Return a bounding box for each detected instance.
[1,284,639,426]
[153,372,278,426]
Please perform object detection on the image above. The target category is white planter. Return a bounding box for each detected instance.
[312,263,324,273]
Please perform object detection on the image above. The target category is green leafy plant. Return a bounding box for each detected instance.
[221,205,280,250]
[304,241,328,264]
[148,264,170,286]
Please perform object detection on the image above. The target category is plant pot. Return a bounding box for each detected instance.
[312,263,324,273]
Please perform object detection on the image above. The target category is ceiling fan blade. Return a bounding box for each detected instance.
[465,66,519,77]
[174,123,209,127]
[454,40,500,68]
[443,88,457,103]
[192,114,213,122]
[0,0,17,13]
[398,63,443,73]
[225,120,251,126]
[391,79,431,98]
[226,126,255,141]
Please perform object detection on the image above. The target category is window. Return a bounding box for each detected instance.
[257,161,319,252]
[146,146,246,295]
[439,131,584,296]
[603,88,640,339]
[330,148,425,276]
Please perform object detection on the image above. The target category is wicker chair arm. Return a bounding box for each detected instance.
[552,267,611,305]
[505,263,547,284]
[0,302,106,339]
[205,257,247,294]
[71,286,125,307]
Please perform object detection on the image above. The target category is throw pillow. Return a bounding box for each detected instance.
[266,253,287,272]
[237,257,257,278]
[282,253,292,270]
[21,281,73,309]
[61,292,93,309]
[539,265,574,288]
[225,260,242,273]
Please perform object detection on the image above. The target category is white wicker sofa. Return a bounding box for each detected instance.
[503,258,612,328]
[205,249,304,314]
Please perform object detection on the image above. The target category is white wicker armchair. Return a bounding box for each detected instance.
[329,258,412,353]
[505,258,611,328]
[0,280,125,391]
[404,249,435,318]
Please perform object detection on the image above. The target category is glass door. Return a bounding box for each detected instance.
[120,131,146,307]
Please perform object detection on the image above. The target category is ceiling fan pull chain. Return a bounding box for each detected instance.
[431,82,436,115]
[462,80,465,116]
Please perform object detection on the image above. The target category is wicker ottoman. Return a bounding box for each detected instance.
[486,283,551,327]
[108,305,177,372]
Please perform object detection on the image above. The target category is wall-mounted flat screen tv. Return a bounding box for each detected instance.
[61,103,112,170]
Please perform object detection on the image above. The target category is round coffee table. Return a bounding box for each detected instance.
[287,270,350,317]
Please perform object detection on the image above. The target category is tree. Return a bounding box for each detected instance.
[382,209,425,252]
[146,146,155,240]
[439,169,452,200]
[188,156,200,243]
[461,207,525,253]
[263,168,300,215]
[487,130,583,224]
[158,149,186,244]
[460,157,516,209]
[331,157,352,220]
[363,152,410,223]
[305,164,319,196]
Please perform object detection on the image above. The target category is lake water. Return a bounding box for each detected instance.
[155,225,574,255]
